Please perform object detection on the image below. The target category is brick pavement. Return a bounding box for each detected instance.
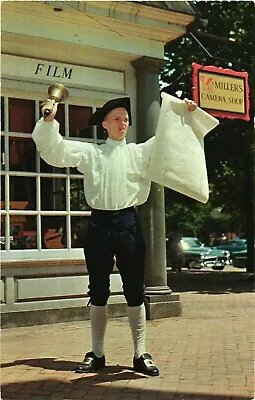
[1,272,254,400]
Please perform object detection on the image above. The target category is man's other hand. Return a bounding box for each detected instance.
[183,98,197,112]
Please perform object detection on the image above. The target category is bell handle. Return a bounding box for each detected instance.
[43,83,68,119]
[44,108,52,118]
[43,99,56,119]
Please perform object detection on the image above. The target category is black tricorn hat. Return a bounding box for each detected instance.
[89,97,132,126]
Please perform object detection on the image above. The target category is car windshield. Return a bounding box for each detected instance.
[181,237,202,250]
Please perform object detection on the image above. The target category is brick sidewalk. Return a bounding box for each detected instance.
[1,275,254,400]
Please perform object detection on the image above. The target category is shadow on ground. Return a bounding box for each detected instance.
[1,357,135,376]
[167,270,254,294]
[1,375,251,400]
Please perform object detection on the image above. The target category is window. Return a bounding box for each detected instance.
[69,104,93,138]
[9,98,35,133]
[0,95,102,252]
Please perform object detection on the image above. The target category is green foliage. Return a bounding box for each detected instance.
[165,188,233,244]
[162,1,254,241]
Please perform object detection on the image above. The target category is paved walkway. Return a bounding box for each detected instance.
[1,272,254,400]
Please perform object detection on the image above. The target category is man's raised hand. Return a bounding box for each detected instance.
[42,100,58,122]
[183,98,197,112]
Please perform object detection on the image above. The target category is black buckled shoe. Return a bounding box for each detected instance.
[74,351,105,373]
[133,353,159,376]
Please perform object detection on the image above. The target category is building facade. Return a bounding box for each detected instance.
[1,1,195,326]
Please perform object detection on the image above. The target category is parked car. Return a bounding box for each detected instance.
[167,236,231,271]
[216,238,247,259]
[232,249,247,269]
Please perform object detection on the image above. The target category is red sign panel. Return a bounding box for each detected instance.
[192,63,250,121]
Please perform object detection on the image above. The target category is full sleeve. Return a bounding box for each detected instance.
[32,118,91,169]
[137,136,155,178]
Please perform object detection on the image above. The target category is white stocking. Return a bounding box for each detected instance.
[90,304,108,358]
[127,304,146,359]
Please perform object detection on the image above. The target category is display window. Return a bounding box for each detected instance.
[40,177,66,211]
[1,93,103,253]
[9,98,35,134]
[70,179,90,211]
[69,104,93,139]
[9,176,36,210]
[10,215,37,250]
[41,216,66,249]
[9,136,36,172]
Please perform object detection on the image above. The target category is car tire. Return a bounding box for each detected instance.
[212,265,225,271]
[189,261,201,269]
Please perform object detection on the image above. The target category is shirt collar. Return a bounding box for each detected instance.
[106,138,126,147]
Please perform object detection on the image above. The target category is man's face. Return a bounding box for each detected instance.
[102,107,129,141]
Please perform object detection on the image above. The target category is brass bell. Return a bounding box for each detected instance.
[44,83,69,118]
[48,83,68,102]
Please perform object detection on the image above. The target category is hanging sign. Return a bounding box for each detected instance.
[192,62,250,121]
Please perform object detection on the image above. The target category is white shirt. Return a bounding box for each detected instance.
[32,118,154,210]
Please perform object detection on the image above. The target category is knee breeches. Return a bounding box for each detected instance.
[84,207,146,307]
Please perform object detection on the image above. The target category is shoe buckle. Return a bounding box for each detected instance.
[82,356,94,366]
[144,359,155,368]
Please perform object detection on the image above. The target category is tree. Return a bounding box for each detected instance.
[161,1,254,271]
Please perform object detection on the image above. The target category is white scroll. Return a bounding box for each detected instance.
[147,92,219,203]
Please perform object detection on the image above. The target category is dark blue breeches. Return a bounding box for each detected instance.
[84,207,146,307]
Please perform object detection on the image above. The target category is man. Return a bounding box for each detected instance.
[32,95,196,376]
